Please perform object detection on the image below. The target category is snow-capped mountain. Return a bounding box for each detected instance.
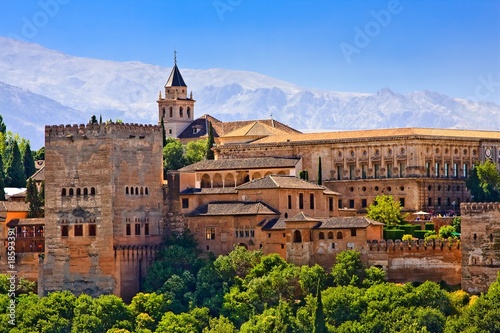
[0,36,499,149]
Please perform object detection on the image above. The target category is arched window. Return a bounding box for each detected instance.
[328,232,334,239]
[319,232,325,240]
[61,225,69,237]
[140,187,144,195]
[179,107,183,117]
[125,187,129,195]
[76,188,81,196]
[337,231,343,239]
[91,187,96,195]
[187,107,191,118]
[61,188,66,196]
[83,188,88,196]
[293,230,302,243]
[169,107,173,118]
[162,107,166,118]
[69,188,74,196]
[135,187,139,195]
[145,187,148,195]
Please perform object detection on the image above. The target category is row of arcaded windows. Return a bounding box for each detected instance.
[61,224,96,237]
[292,229,357,243]
[125,186,149,196]
[125,223,150,236]
[61,187,96,196]
[162,106,191,119]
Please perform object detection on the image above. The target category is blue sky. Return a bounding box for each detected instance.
[1,0,499,103]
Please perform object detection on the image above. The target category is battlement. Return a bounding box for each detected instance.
[461,202,500,215]
[45,122,161,142]
[367,238,461,253]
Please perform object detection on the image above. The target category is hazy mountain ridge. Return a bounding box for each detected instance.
[0,36,499,148]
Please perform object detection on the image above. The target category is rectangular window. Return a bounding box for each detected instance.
[206,227,215,240]
[361,165,367,179]
[399,162,405,177]
[453,163,459,177]
[74,225,83,237]
[361,199,367,208]
[235,231,239,238]
[61,225,69,237]
[299,193,304,209]
[444,163,449,177]
[88,224,96,237]
[463,163,468,177]
[329,197,334,211]
[374,164,380,178]
[126,224,131,236]
[437,197,442,206]
[338,199,343,209]
[337,166,343,180]
[287,195,292,209]
[428,197,432,206]
[309,193,315,209]
[435,162,440,177]
[182,198,189,209]
[351,229,357,237]
[399,198,405,207]
[349,165,355,180]
[145,223,149,236]
[245,230,249,238]
[447,197,451,206]
[239,230,244,238]
[135,224,141,236]
[250,230,255,238]
[386,163,392,178]
[349,199,355,209]
[426,162,431,177]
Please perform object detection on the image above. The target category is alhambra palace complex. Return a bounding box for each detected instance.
[1,62,500,301]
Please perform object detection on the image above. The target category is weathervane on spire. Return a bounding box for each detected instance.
[174,49,177,65]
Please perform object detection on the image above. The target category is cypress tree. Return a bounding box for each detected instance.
[26,178,42,218]
[206,121,215,160]
[22,142,36,179]
[318,156,322,185]
[0,154,5,200]
[5,140,25,187]
[0,115,6,134]
[161,117,167,147]
[313,279,326,333]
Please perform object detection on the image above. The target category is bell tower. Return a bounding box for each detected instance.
[157,51,195,139]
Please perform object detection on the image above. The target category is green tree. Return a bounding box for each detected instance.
[26,177,43,217]
[467,161,500,202]
[89,115,98,124]
[322,285,366,327]
[185,139,207,165]
[206,121,215,160]
[203,315,237,333]
[439,225,456,239]
[0,115,6,134]
[366,194,408,226]
[317,156,322,185]
[163,138,186,171]
[155,307,210,333]
[0,154,5,201]
[362,266,386,288]
[299,264,327,296]
[5,139,26,187]
[313,280,326,333]
[331,250,364,287]
[451,217,461,234]
[32,147,45,161]
[161,117,167,147]
[20,140,36,179]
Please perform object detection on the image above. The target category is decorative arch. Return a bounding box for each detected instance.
[69,188,74,196]
[76,188,81,196]
[61,188,66,196]
[179,107,183,117]
[277,170,286,175]
[264,171,273,177]
[328,231,334,239]
[201,174,211,188]
[91,187,96,195]
[187,107,191,118]
[212,173,223,187]
[224,173,235,187]
[83,188,88,196]
[293,230,302,243]
[318,232,325,240]
[252,172,262,180]
[337,231,343,239]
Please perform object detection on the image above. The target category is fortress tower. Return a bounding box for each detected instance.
[157,52,195,139]
[40,122,165,301]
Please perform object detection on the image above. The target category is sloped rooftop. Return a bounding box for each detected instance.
[236,175,326,190]
[317,216,385,229]
[178,157,300,172]
[188,201,279,216]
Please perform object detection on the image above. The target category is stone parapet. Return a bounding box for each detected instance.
[45,123,160,142]
[367,239,461,253]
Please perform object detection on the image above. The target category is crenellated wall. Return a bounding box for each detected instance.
[461,202,500,293]
[367,239,462,286]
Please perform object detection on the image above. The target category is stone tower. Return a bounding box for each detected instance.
[158,52,195,139]
[41,122,165,302]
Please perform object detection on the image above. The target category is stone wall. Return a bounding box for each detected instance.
[461,202,500,294]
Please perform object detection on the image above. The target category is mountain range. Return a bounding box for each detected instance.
[0,36,499,149]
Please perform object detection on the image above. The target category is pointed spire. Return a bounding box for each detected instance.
[165,49,187,87]
[174,49,177,65]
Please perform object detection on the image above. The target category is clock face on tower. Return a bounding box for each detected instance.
[485,147,492,158]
